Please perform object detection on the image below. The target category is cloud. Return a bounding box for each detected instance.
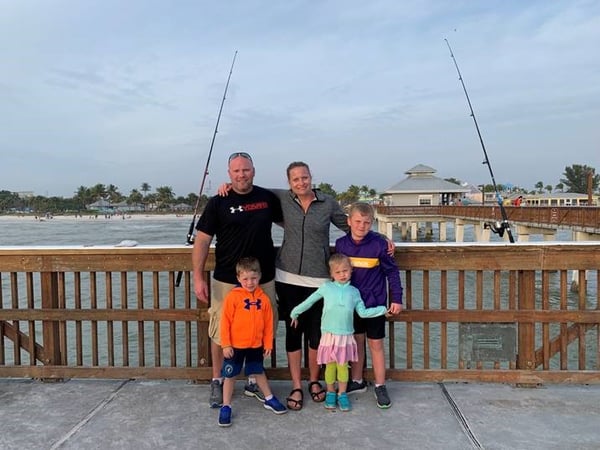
[1,0,599,197]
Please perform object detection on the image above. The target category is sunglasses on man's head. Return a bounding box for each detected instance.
[228,152,253,163]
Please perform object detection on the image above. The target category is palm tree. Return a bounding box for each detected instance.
[90,183,107,201]
[535,181,544,193]
[338,185,361,206]
[74,186,92,209]
[560,164,599,193]
[140,182,151,211]
[128,189,143,205]
[317,183,337,198]
[141,182,151,198]
[106,184,123,203]
[155,186,175,210]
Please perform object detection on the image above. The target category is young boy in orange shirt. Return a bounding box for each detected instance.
[218,257,287,427]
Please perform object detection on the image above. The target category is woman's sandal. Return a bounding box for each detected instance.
[286,388,304,411]
[308,381,326,403]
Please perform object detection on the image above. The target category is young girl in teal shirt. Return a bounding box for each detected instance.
[290,253,388,411]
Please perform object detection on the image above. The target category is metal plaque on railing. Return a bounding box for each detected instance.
[459,323,517,364]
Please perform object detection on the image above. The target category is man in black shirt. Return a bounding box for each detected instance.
[192,152,283,408]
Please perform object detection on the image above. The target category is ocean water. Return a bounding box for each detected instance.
[0,214,575,246]
[1,215,207,246]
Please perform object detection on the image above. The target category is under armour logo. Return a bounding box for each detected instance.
[243,298,262,310]
[230,205,244,214]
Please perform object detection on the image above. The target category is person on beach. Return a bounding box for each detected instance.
[335,202,403,409]
[217,257,287,427]
[192,151,283,409]
[290,253,388,411]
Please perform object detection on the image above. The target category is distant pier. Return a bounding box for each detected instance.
[375,205,600,243]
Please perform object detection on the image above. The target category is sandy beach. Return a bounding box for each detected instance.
[0,213,191,222]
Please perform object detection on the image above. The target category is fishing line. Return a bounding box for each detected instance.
[444,39,514,243]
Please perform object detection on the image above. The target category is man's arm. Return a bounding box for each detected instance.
[192,231,213,304]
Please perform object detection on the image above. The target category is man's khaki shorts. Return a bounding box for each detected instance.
[208,278,278,345]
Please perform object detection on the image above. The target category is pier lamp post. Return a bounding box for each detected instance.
[478,185,485,205]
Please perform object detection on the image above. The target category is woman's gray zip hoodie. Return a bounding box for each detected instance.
[275,189,349,278]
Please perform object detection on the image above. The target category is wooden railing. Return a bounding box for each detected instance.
[376,206,600,232]
[1,244,599,384]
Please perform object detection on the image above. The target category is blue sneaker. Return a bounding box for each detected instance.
[338,392,351,411]
[263,396,287,414]
[324,391,337,410]
[218,405,232,427]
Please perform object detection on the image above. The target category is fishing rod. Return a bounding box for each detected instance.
[444,39,514,243]
[176,50,238,287]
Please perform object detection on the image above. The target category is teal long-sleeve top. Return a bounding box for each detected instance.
[290,280,387,335]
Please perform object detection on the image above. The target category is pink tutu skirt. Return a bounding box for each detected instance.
[317,332,358,365]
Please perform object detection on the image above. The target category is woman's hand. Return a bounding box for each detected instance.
[217,182,232,197]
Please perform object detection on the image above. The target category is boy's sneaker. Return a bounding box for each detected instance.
[374,385,391,409]
[218,405,232,427]
[347,380,367,393]
[338,392,351,412]
[209,380,223,408]
[244,382,265,402]
[263,396,287,414]
[324,391,337,410]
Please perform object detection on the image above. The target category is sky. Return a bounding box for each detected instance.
[1,0,599,198]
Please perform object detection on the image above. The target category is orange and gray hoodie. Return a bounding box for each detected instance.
[220,285,274,351]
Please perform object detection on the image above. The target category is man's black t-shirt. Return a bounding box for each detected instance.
[195,185,283,284]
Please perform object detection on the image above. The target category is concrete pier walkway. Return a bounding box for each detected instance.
[1,379,599,449]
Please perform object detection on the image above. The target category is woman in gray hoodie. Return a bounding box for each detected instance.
[274,161,349,410]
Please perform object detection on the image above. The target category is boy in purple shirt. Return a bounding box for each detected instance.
[335,202,403,409]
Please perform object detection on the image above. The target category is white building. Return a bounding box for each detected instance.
[382,164,470,206]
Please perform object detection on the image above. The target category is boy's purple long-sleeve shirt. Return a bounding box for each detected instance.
[335,230,403,308]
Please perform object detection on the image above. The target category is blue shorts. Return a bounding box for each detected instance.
[221,347,265,379]
[354,314,386,340]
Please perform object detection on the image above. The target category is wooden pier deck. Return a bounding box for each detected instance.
[1,378,599,449]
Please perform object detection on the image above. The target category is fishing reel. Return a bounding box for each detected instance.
[185,218,197,246]
[186,232,195,246]
[484,220,510,238]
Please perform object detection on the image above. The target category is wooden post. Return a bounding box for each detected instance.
[587,170,593,206]
[41,271,62,380]
[517,270,536,385]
